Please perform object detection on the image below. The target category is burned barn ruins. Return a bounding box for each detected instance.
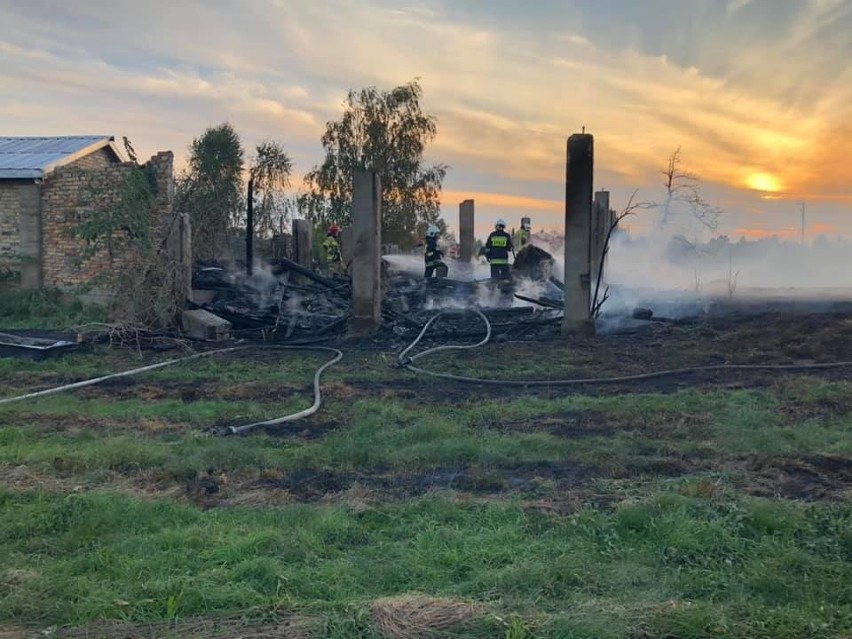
[185,136,615,345]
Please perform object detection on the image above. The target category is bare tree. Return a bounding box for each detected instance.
[589,149,723,319]
[660,147,721,251]
[693,269,703,296]
[727,252,740,298]
[591,192,654,319]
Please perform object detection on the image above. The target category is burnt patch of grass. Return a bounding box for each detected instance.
[743,454,852,501]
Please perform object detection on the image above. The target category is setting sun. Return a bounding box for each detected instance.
[746,172,783,193]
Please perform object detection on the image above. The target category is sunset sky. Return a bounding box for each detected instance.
[2,0,850,240]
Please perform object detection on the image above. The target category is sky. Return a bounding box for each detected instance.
[2,0,851,240]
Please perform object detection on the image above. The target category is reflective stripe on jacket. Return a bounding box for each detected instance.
[425,250,444,267]
[484,230,513,264]
[424,237,444,267]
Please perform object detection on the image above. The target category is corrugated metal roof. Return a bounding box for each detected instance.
[0,136,115,179]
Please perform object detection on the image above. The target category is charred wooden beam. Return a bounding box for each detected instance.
[271,257,341,290]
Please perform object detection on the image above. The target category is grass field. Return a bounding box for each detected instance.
[1,312,851,638]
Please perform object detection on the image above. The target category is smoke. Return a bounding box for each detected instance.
[382,253,553,310]
[523,199,852,321]
[601,206,852,318]
[242,265,282,309]
[381,253,493,280]
[197,261,288,312]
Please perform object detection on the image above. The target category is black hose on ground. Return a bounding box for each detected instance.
[396,309,852,387]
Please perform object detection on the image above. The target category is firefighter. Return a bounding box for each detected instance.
[479,219,514,280]
[423,224,448,279]
[322,224,344,277]
[517,217,532,248]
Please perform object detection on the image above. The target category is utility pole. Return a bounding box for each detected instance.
[800,202,806,246]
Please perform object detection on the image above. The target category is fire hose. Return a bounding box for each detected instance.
[397,310,852,385]
[225,347,342,435]
[0,345,343,436]
[5,310,852,434]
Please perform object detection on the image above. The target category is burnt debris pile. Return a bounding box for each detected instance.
[189,253,564,343]
[191,259,349,339]
[512,245,556,281]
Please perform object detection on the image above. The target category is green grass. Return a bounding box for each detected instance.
[0,490,850,637]
[3,385,852,489]
[0,402,573,479]
[0,288,107,329]
[2,342,852,637]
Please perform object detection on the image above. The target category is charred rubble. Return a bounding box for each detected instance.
[188,246,566,343]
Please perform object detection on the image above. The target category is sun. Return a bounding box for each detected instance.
[746,173,783,193]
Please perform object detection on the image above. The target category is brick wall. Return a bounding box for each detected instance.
[66,146,120,171]
[41,151,175,290]
[0,184,21,273]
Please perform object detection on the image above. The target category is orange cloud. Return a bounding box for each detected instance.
[733,222,837,239]
[808,222,837,235]
[784,126,852,197]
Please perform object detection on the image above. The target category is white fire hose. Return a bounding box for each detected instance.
[0,345,343,436]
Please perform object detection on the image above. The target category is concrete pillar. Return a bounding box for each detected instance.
[591,190,610,286]
[179,213,192,304]
[348,171,382,337]
[562,134,594,335]
[18,183,42,289]
[458,199,475,263]
[594,191,610,228]
[292,219,313,273]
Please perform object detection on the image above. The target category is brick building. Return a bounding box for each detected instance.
[0,136,174,290]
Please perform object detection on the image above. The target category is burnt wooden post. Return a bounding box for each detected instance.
[245,176,254,277]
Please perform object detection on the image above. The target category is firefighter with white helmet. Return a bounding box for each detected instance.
[479,219,514,281]
[423,224,448,278]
